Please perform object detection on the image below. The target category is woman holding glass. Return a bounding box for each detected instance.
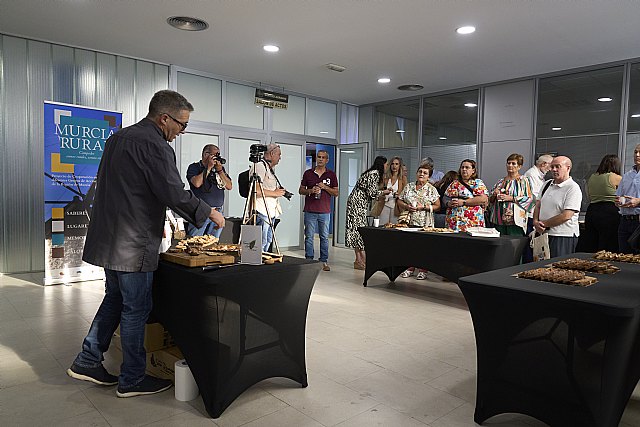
[396,164,440,279]
[444,159,489,232]
[487,153,535,236]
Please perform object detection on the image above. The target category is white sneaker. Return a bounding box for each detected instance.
[400,269,413,278]
[416,272,428,280]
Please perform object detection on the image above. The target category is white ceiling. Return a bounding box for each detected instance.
[2,0,640,105]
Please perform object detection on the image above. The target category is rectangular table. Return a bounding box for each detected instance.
[152,257,320,418]
[358,226,527,286]
[458,253,640,427]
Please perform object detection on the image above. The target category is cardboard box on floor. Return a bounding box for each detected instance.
[109,338,183,381]
[114,323,174,352]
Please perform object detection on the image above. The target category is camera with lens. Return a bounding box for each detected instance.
[249,143,268,163]
[281,188,293,201]
[211,153,226,165]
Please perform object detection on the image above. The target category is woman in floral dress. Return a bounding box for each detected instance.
[345,156,390,269]
[396,164,441,279]
[444,159,489,232]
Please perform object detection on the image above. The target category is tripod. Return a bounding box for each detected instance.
[241,161,281,255]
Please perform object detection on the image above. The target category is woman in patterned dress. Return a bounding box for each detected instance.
[346,156,390,269]
[396,164,441,279]
[444,159,489,232]
[487,153,535,236]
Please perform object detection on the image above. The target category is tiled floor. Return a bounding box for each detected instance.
[2,245,640,426]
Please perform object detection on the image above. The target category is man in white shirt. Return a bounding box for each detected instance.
[533,156,582,258]
[252,143,286,252]
[522,154,553,262]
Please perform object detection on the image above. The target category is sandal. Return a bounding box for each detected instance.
[416,272,428,280]
[400,269,413,278]
[354,261,365,270]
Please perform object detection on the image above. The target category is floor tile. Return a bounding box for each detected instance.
[241,406,323,427]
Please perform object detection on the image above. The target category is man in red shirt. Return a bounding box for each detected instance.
[298,150,339,271]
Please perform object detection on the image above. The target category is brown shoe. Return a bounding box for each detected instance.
[322,263,331,271]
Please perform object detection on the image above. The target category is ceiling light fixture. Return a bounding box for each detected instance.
[378,77,391,84]
[456,26,476,35]
[464,103,478,108]
[631,113,640,118]
[552,127,562,131]
[263,45,280,53]
[342,150,355,154]
[396,130,405,133]
[167,16,210,31]
[439,136,447,140]
[319,131,329,134]
[598,97,613,102]
[397,84,424,91]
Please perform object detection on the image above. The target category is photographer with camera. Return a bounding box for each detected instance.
[251,143,290,252]
[186,144,232,238]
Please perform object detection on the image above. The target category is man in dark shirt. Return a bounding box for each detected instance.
[186,144,232,238]
[298,150,338,271]
[67,90,224,398]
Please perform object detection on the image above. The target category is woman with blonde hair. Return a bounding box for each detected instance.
[371,156,407,224]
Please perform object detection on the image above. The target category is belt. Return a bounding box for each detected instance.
[621,214,639,221]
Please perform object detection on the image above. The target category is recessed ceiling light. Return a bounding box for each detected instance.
[397,84,424,91]
[464,103,477,108]
[263,45,279,53]
[598,97,613,102]
[319,131,329,134]
[552,127,562,131]
[439,136,447,140]
[378,77,391,84]
[631,113,640,118]
[396,130,405,133]
[456,26,476,35]
[167,16,209,31]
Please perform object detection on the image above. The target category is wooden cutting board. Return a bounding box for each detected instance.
[160,251,236,267]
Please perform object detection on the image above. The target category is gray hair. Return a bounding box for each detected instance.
[148,90,194,118]
[266,143,281,155]
[536,154,554,166]
[420,157,435,168]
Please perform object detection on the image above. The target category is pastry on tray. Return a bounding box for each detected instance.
[551,258,619,274]
[593,250,640,264]
[517,267,597,286]
[383,223,408,228]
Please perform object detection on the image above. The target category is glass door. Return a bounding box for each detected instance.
[226,134,266,219]
[335,143,368,246]
[271,139,304,248]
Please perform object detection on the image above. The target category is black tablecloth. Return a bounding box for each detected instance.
[458,253,640,427]
[358,226,527,285]
[152,257,320,418]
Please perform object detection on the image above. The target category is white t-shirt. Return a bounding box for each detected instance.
[524,166,545,218]
[251,161,282,218]
[538,177,582,237]
[384,178,399,208]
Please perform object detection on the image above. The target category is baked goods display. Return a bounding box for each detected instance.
[422,227,455,233]
[593,250,640,264]
[383,223,408,229]
[517,267,597,287]
[168,235,240,256]
[551,258,620,274]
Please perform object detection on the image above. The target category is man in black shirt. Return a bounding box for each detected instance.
[67,90,224,397]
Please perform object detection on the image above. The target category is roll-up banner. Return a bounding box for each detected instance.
[43,101,122,285]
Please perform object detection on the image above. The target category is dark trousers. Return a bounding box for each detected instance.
[576,202,620,253]
[619,217,640,254]
[549,235,579,258]
[522,218,535,263]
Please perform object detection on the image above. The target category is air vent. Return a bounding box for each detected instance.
[326,63,346,72]
[398,84,424,91]
[167,16,209,31]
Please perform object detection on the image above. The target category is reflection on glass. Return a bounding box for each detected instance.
[375,99,420,148]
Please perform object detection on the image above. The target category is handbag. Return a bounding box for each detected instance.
[529,231,550,261]
[369,198,384,217]
[628,224,640,250]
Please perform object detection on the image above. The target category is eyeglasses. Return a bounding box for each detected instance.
[163,113,188,131]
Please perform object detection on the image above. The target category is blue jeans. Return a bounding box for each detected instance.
[304,212,330,262]
[187,208,223,238]
[73,269,154,388]
[256,212,276,252]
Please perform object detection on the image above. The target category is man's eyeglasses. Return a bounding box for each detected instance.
[163,113,188,131]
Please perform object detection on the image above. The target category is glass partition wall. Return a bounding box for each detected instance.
[626,63,640,170]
